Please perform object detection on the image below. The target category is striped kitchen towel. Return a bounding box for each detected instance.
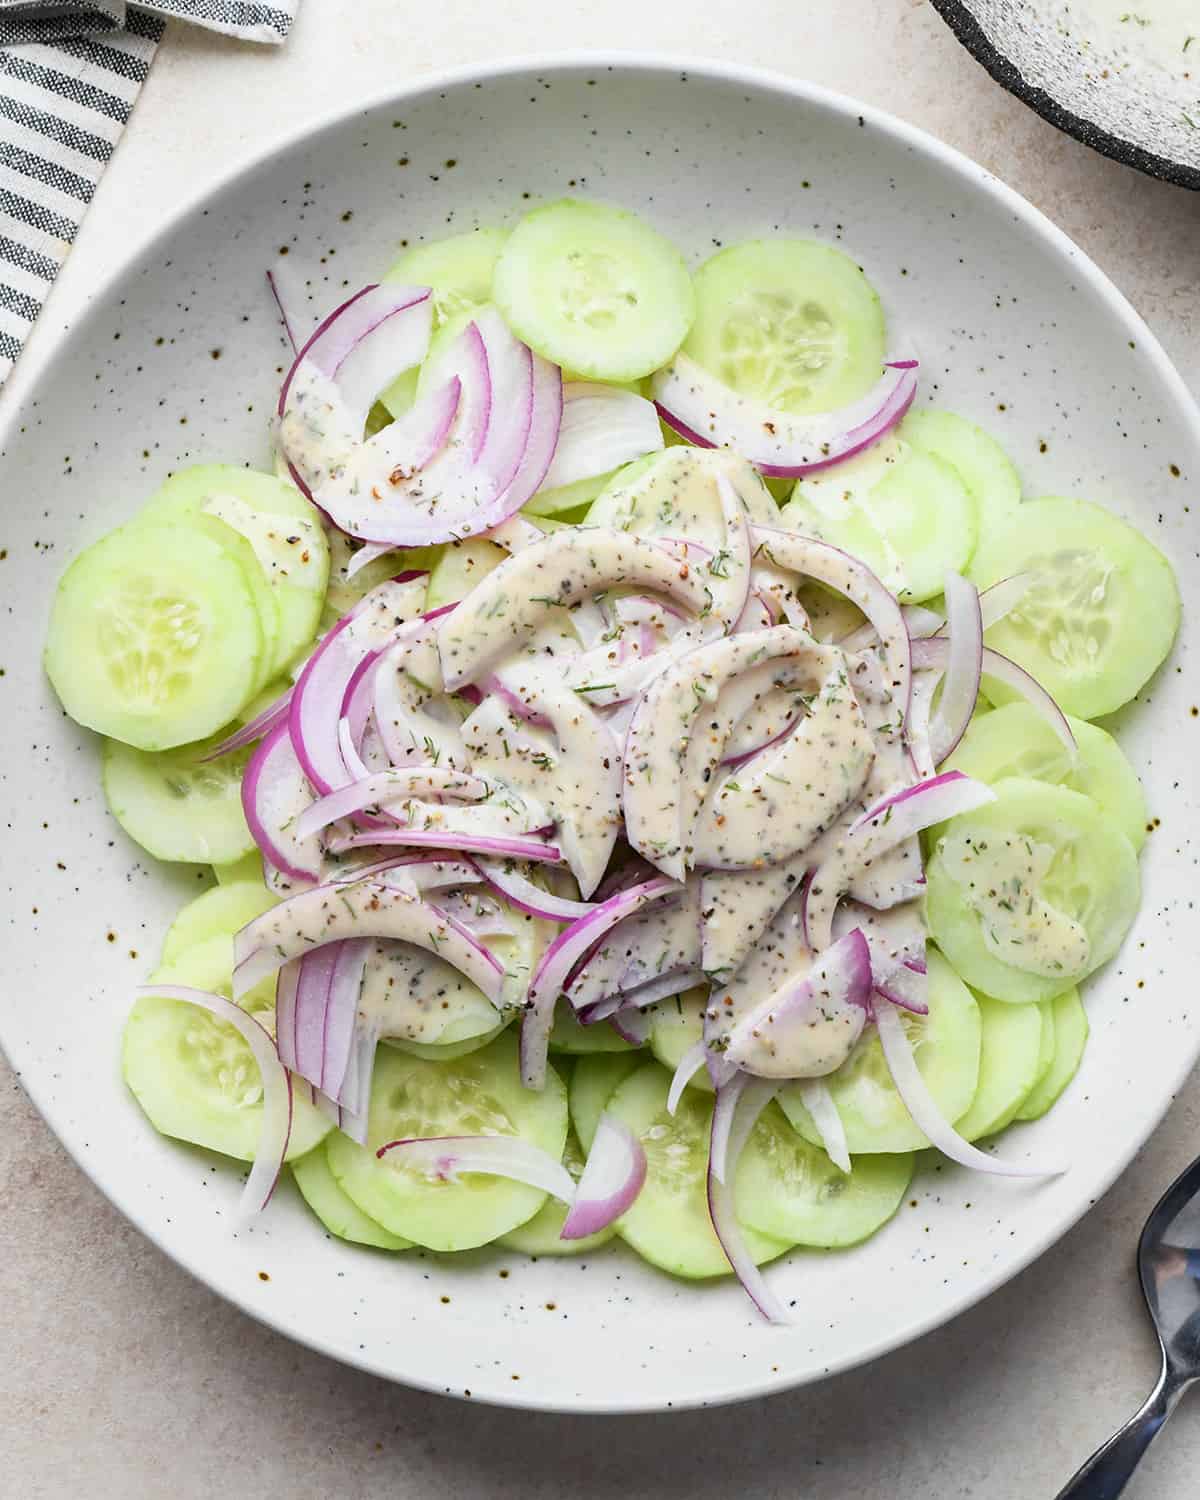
[0,1,298,385]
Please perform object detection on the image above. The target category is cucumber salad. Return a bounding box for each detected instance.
[43,198,1180,1322]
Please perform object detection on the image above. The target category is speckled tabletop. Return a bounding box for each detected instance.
[3,4,1199,1497]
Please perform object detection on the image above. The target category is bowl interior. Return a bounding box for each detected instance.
[2,57,1197,1412]
[933,0,1200,188]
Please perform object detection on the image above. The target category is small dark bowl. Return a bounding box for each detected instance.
[931,0,1200,190]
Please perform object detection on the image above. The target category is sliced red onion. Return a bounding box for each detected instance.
[274,957,301,1072]
[520,875,682,1090]
[266,263,307,354]
[706,1076,789,1322]
[804,772,995,952]
[341,648,383,750]
[292,943,339,1085]
[608,1005,653,1047]
[976,573,1032,632]
[201,685,293,762]
[840,602,943,654]
[874,968,929,1014]
[233,877,504,1002]
[473,858,595,922]
[710,1073,750,1184]
[608,966,706,1014]
[485,514,545,554]
[289,574,428,794]
[242,722,323,884]
[927,572,983,765]
[874,998,1066,1177]
[667,1039,708,1115]
[722,928,872,1079]
[540,381,665,492]
[653,353,918,478]
[328,827,563,864]
[750,525,911,722]
[294,766,490,842]
[797,1079,851,1173]
[319,938,372,1101]
[138,984,292,1220]
[345,540,400,581]
[376,1134,577,1203]
[980,647,1077,754]
[560,1111,647,1239]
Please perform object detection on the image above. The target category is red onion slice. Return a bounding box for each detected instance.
[608,1005,653,1047]
[473,858,595,922]
[266,263,309,354]
[874,998,1066,1177]
[804,772,995,952]
[540,381,665,492]
[138,984,292,1220]
[521,875,682,1090]
[980,647,1077,754]
[797,1079,851,1174]
[667,1040,708,1115]
[706,1076,789,1322]
[653,352,918,478]
[318,938,372,1101]
[233,878,504,1003]
[559,1112,647,1239]
[709,1072,749,1184]
[294,766,490,842]
[202,685,293,762]
[927,572,983,765]
[274,957,301,1072]
[242,722,323,885]
[328,828,563,864]
[376,1134,577,1203]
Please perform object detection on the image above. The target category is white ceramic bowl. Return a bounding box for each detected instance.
[2,55,1197,1414]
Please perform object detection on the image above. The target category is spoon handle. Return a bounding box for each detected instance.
[1054,1364,1181,1500]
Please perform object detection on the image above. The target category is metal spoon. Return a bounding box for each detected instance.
[1055,1156,1200,1498]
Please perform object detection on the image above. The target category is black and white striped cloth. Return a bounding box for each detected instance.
[0,1,298,384]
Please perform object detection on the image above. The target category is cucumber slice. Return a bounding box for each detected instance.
[524,471,614,520]
[326,1032,568,1251]
[292,1143,411,1250]
[944,702,1148,852]
[779,949,981,1154]
[901,409,1021,560]
[324,527,441,617]
[1028,998,1057,1094]
[684,239,885,415]
[787,434,976,602]
[160,880,277,967]
[123,942,331,1163]
[569,1052,645,1152]
[425,537,508,609]
[214,851,265,886]
[925,778,1140,1004]
[550,1002,636,1056]
[44,521,268,751]
[648,988,713,1095]
[605,1063,791,1278]
[735,1104,913,1248]
[493,199,695,382]
[383,1023,507,1062]
[953,994,1045,1141]
[969,497,1180,720]
[496,1128,616,1256]
[144,464,330,679]
[102,732,255,865]
[385,226,509,326]
[1016,987,1088,1121]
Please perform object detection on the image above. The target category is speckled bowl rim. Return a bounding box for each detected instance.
[929,0,1200,191]
[4,51,1199,1414]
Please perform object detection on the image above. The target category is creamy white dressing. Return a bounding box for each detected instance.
[202,492,324,594]
[937,830,1091,978]
[569,879,703,1006]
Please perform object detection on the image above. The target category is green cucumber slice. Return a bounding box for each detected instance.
[143,464,330,679]
[549,1002,637,1056]
[44,521,268,751]
[779,949,981,1154]
[425,537,508,609]
[925,778,1140,1004]
[384,226,508,326]
[160,880,277,967]
[969,497,1180,719]
[383,1023,507,1062]
[735,1105,913,1248]
[954,994,1045,1141]
[605,1063,791,1278]
[648,988,713,1095]
[1028,998,1057,1094]
[1015,988,1088,1120]
[214,851,265,886]
[524,471,614,519]
[123,942,331,1163]
[496,1129,616,1256]
[292,1143,411,1250]
[326,1031,568,1251]
[102,732,255,865]
[901,409,1021,560]
[944,702,1148,852]
[787,435,976,603]
[684,239,885,415]
[494,199,695,382]
[568,1052,645,1152]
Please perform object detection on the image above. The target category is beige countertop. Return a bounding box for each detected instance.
[3,3,1199,1495]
